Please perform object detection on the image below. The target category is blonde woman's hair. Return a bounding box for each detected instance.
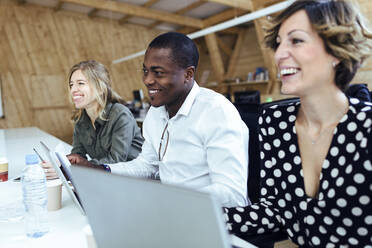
[68,60,126,122]
[264,0,372,91]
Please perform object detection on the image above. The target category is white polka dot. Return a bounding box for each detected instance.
[330,235,339,243]
[352,207,362,216]
[289,115,296,122]
[337,134,346,144]
[236,207,244,212]
[293,222,299,232]
[278,199,286,208]
[262,218,270,225]
[293,156,301,165]
[306,215,315,225]
[319,225,327,234]
[283,132,291,141]
[348,237,359,245]
[297,236,304,245]
[345,164,353,174]
[295,188,304,197]
[268,127,275,135]
[287,106,295,112]
[289,145,296,153]
[258,116,263,124]
[259,135,263,142]
[313,207,322,215]
[281,181,287,190]
[347,122,357,132]
[337,198,347,208]
[287,228,293,237]
[284,211,293,219]
[264,160,272,169]
[336,177,344,187]
[357,227,368,236]
[260,151,265,159]
[311,236,320,245]
[361,138,367,148]
[260,170,266,178]
[273,111,282,118]
[353,151,360,161]
[340,113,348,123]
[299,201,307,210]
[356,111,366,121]
[279,121,287,129]
[355,131,363,141]
[240,225,248,232]
[323,159,330,169]
[354,173,365,184]
[261,188,267,196]
[249,211,258,220]
[274,169,282,177]
[364,160,372,171]
[257,228,265,234]
[233,214,242,223]
[264,143,271,151]
[251,205,259,210]
[338,156,346,166]
[273,139,281,147]
[346,186,357,196]
[283,163,292,171]
[260,128,267,136]
[271,158,277,166]
[364,118,372,128]
[324,216,333,225]
[265,116,271,123]
[322,180,329,190]
[327,188,335,198]
[343,218,353,226]
[278,150,285,159]
[331,168,339,178]
[365,215,372,225]
[265,208,274,216]
[359,195,370,205]
[330,147,339,156]
[267,178,274,186]
[346,143,356,153]
[350,98,360,104]
[288,175,296,183]
[331,208,340,217]
[337,227,346,236]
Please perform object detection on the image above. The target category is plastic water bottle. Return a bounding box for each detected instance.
[21,154,49,238]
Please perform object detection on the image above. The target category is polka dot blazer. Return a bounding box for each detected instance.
[224,98,372,247]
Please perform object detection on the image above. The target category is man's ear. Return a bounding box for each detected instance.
[184,66,195,82]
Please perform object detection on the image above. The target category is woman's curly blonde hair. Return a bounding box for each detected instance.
[265,0,372,90]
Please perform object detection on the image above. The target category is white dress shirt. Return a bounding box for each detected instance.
[109,82,249,207]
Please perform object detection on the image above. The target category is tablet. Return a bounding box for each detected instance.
[40,141,85,215]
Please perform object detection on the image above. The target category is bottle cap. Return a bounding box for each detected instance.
[25,154,39,165]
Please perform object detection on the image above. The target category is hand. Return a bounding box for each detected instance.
[41,161,59,180]
[67,154,97,169]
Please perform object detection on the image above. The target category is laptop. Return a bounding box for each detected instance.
[40,141,85,215]
[71,166,256,248]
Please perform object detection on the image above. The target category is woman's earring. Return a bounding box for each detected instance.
[332,61,337,68]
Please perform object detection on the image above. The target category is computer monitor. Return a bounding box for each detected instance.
[234,90,260,104]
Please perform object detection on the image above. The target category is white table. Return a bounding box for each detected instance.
[0,127,89,248]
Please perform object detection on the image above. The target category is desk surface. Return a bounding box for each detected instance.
[0,127,88,248]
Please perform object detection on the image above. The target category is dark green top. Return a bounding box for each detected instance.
[71,102,144,165]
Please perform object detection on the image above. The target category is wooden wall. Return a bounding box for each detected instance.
[0,0,160,143]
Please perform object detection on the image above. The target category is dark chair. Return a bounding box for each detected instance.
[234,90,260,104]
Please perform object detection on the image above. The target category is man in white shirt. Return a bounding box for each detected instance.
[79,32,249,207]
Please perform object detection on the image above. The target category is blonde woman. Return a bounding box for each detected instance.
[43,60,143,178]
[225,0,372,247]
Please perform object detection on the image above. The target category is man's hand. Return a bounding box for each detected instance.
[41,161,59,180]
[67,153,105,170]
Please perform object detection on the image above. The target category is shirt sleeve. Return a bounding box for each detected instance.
[90,108,141,165]
[107,113,158,179]
[199,101,249,207]
[70,126,88,159]
[223,108,283,238]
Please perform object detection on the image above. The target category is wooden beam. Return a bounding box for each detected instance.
[204,0,252,11]
[54,1,63,12]
[205,33,225,82]
[61,0,204,28]
[225,30,245,79]
[118,0,160,26]
[148,0,205,29]
[217,36,232,56]
[88,8,99,18]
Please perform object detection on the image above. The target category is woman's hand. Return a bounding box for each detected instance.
[41,161,59,180]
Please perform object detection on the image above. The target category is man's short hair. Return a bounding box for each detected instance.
[148,32,199,69]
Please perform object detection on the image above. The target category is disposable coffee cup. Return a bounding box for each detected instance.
[47,179,62,211]
[0,157,9,182]
[83,224,97,248]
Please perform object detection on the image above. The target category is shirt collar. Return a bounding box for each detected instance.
[158,81,200,121]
